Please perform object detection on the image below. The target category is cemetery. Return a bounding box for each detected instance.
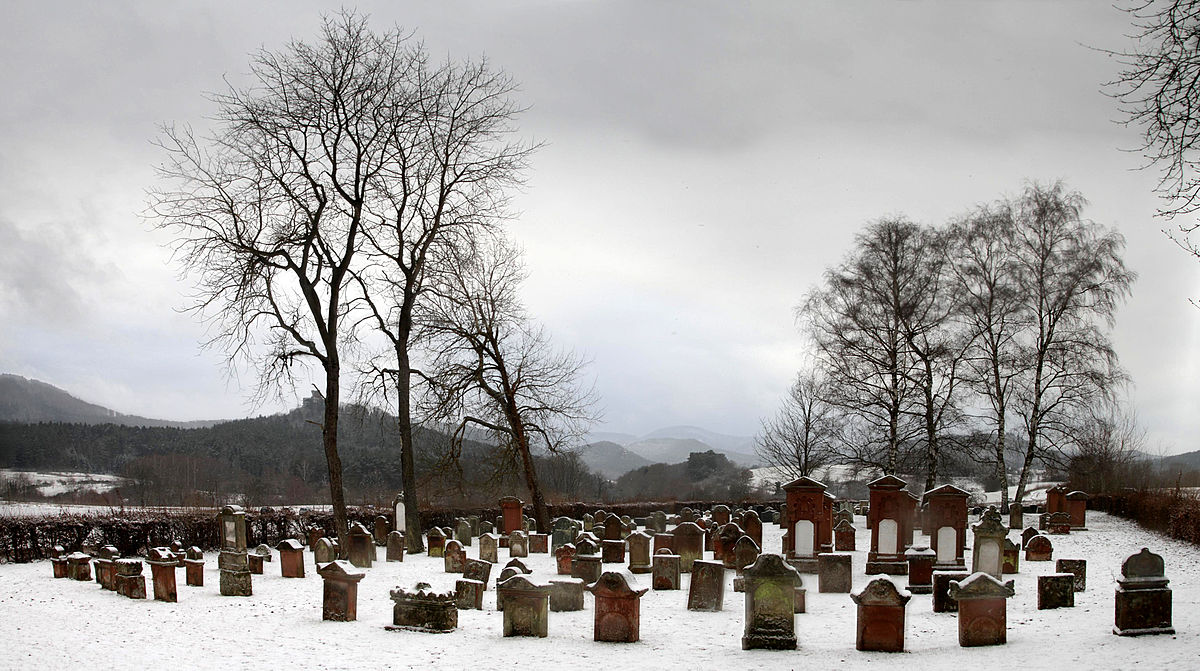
[1,495,1196,669]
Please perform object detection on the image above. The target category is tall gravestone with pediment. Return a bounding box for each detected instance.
[588,571,648,643]
[866,475,914,575]
[851,577,911,652]
[970,507,1008,578]
[783,476,829,573]
[742,554,801,650]
[924,484,969,570]
[949,572,1015,647]
[218,505,252,596]
[1114,548,1174,636]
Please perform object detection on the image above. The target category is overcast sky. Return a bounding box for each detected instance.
[2,2,1197,454]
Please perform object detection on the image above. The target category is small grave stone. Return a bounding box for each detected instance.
[948,572,1015,647]
[712,504,731,526]
[386,530,406,562]
[509,531,529,558]
[1114,548,1174,636]
[529,533,549,554]
[653,532,674,555]
[50,545,68,579]
[672,522,705,573]
[456,520,473,547]
[463,558,493,587]
[479,533,499,563]
[456,578,485,610]
[444,539,466,573]
[932,571,970,613]
[742,554,801,650]
[652,549,681,590]
[601,539,625,564]
[374,516,391,546]
[716,522,745,566]
[93,553,115,587]
[479,519,495,536]
[247,545,269,575]
[318,560,365,622]
[572,555,603,584]
[687,560,725,611]
[147,548,178,603]
[905,546,936,595]
[1020,526,1040,549]
[504,557,532,575]
[588,571,647,642]
[733,535,761,576]
[115,558,146,599]
[314,537,337,565]
[742,510,763,549]
[1056,558,1086,591]
[1047,511,1072,535]
[834,519,856,552]
[555,543,577,575]
[1065,490,1089,529]
[583,512,594,531]
[495,567,522,610]
[184,547,204,587]
[306,526,325,550]
[1008,502,1023,529]
[550,577,586,612]
[1038,573,1075,610]
[1024,534,1053,562]
[427,527,446,558]
[1038,512,1049,531]
[277,538,305,578]
[817,553,852,593]
[498,575,551,638]
[593,523,607,540]
[851,577,911,653]
[1002,538,1020,574]
[348,523,375,568]
[388,582,458,631]
[627,530,652,573]
[575,537,599,556]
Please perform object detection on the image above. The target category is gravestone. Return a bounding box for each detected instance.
[184,546,204,587]
[498,575,551,637]
[1025,534,1053,562]
[1002,538,1020,574]
[348,523,375,568]
[588,572,648,642]
[551,517,575,550]
[1047,511,1072,535]
[444,539,466,573]
[572,555,603,584]
[463,558,493,587]
[529,533,549,554]
[970,507,1007,578]
[1065,491,1089,529]
[866,475,914,575]
[672,522,705,573]
[247,544,269,575]
[653,532,674,556]
[386,531,406,562]
[851,577,910,652]
[932,571,970,613]
[924,484,969,570]
[834,519,856,552]
[389,582,457,631]
[742,554,801,650]
[555,543,577,575]
[905,546,936,594]
[1020,526,1040,549]
[1114,548,1174,636]
[1038,573,1075,610]
[456,519,473,547]
[318,560,365,621]
[374,516,391,546]
[576,537,599,557]
[217,505,251,597]
[427,527,446,558]
[147,548,177,602]
[716,523,746,566]
[627,530,652,573]
[277,538,305,578]
[601,539,625,564]
[817,553,852,593]
[392,492,407,537]
[733,535,761,576]
[1008,502,1023,530]
[549,577,586,612]
[499,496,524,535]
[652,549,681,590]
[742,509,764,549]
[1056,558,1086,591]
[712,504,731,526]
[687,560,725,611]
[783,476,829,572]
[479,533,499,563]
[509,531,529,558]
[456,578,485,610]
[948,572,1015,647]
[314,537,337,565]
[115,558,146,599]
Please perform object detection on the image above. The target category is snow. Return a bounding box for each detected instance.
[0,469,129,497]
[1,511,1196,669]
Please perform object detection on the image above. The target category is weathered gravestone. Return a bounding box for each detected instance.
[314,537,337,565]
[716,522,745,566]
[742,554,801,650]
[588,571,648,643]
[1056,558,1086,591]
[712,504,731,526]
[601,539,625,564]
[905,546,936,594]
[479,532,499,563]
[444,539,466,573]
[742,510,763,550]
[318,560,365,622]
[247,544,269,575]
[277,538,305,578]
[509,531,529,558]
[348,523,375,568]
[427,527,446,558]
[1002,538,1020,574]
[498,575,551,638]
[652,549,681,590]
[687,560,725,611]
[834,519,856,552]
[551,517,575,550]
[555,543,577,575]
[184,546,204,587]
[374,516,391,546]
[783,476,829,572]
[817,553,852,593]
[456,578,485,611]
[529,533,549,554]
[93,548,116,588]
[1020,526,1040,549]
[970,507,1008,578]
[386,531,406,563]
[147,548,177,602]
[115,558,146,599]
[217,505,251,597]
[50,546,68,579]
[1038,573,1075,610]
[851,577,910,653]
[1065,490,1089,530]
[1047,511,1072,535]
[572,555,603,584]
[550,577,586,612]
[733,535,761,576]
[499,496,525,535]
[463,558,493,587]
[1025,534,1053,562]
[456,519,473,547]
[1009,502,1024,530]
[948,572,1015,647]
[672,522,705,573]
[1114,548,1174,636]
[388,582,457,631]
[627,530,652,574]
[932,571,970,613]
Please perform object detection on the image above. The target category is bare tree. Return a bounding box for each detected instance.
[754,369,841,482]
[350,42,534,553]
[948,204,1026,508]
[422,236,598,532]
[1107,0,1200,259]
[1008,182,1136,503]
[149,13,425,551]
[1066,399,1149,494]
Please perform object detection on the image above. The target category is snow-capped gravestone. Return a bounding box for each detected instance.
[247,545,267,575]
[652,549,681,590]
[276,538,304,578]
[687,560,726,611]
[712,504,731,526]
[314,537,336,565]
[386,531,405,562]
[1021,526,1040,549]
[479,533,499,563]
[817,553,852,593]
[217,505,251,597]
[1002,538,1020,574]
[948,572,1015,647]
[115,558,146,599]
[932,571,970,613]
[306,526,325,550]
[601,539,625,564]
[851,577,911,653]
[1114,548,1174,637]
[50,546,67,578]
[456,519,472,547]
[575,537,599,557]
[551,517,576,551]
[374,516,391,546]
[716,523,745,566]
[93,548,115,587]
[834,519,856,552]
[905,546,936,594]
[866,475,915,575]
[1066,491,1089,529]
[389,582,457,632]
[427,527,446,558]
[1024,534,1053,562]
[588,571,648,643]
[444,540,466,573]
[1038,573,1075,610]
[498,575,551,638]
[672,522,704,572]
[555,543,577,575]
[549,577,585,612]
[733,535,761,576]
[970,507,1007,578]
[742,554,801,650]
[317,560,365,622]
[1056,559,1086,591]
[1047,512,1072,535]
[627,530,652,574]
[572,554,603,584]
[925,484,969,570]
[184,547,204,587]
[147,547,178,602]
[530,533,549,554]
[509,531,529,558]
[783,476,829,573]
[348,523,375,568]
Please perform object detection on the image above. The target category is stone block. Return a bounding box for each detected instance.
[1038,573,1075,610]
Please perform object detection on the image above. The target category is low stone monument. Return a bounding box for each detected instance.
[627,530,652,573]
[587,571,647,642]
[549,577,585,612]
[1056,558,1086,591]
[498,575,550,637]
[817,553,852,593]
[1047,511,1072,535]
[1025,534,1053,562]
[184,546,204,587]
[672,522,705,572]
[509,530,529,558]
[444,539,466,573]
[317,560,365,622]
[427,527,446,558]
[601,538,625,564]
[314,537,337,564]
[463,558,493,587]
[386,531,406,562]
[572,554,603,584]
[1002,538,1020,574]
[905,546,936,594]
[479,532,498,563]
[388,582,457,632]
[455,578,485,611]
[742,554,801,650]
[1114,548,1174,636]
[948,572,1015,647]
[932,571,969,613]
[115,558,146,599]
[851,577,911,652]
[529,533,549,554]
[147,547,178,602]
[1038,573,1075,610]
[348,523,375,568]
[555,543,577,575]
[687,560,725,611]
[652,549,681,590]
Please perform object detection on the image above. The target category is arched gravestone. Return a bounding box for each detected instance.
[970,507,1007,578]
[1114,548,1174,636]
[742,554,801,650]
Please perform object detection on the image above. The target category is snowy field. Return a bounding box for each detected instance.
[0,470,128,497]
[0,511,1195,669]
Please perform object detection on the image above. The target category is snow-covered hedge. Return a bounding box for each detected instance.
[1092,489,1200,546]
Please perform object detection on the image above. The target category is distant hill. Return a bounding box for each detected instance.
[575,441,653,479]
[1160,449,1200,472]
[584,425,761,470]
[640,425,757,457]
[0,374,222,428]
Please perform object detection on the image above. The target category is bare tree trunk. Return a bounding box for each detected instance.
[995,413,1009,508]
[395,344,424,552]
[322,363,350,556]
[510,415,550,532]
[922,357,939,492]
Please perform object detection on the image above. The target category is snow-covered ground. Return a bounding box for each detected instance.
[0,469,128,497]
[0,511,1195,669]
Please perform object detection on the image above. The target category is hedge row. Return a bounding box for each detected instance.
[1090,489,1200,546]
